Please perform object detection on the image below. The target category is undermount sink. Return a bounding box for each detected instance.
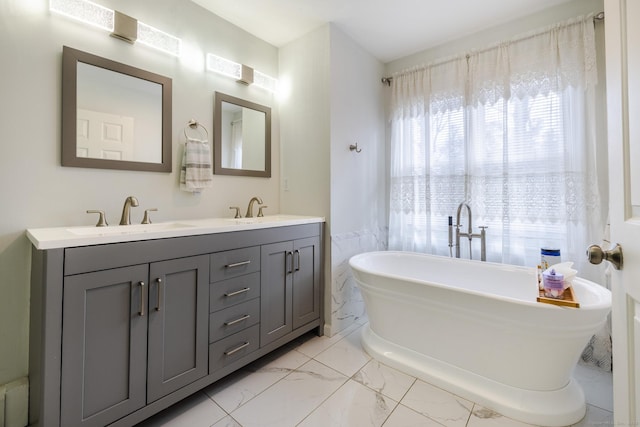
[67,222,195,236]
[226,215,296,225]
[228,218,262,225]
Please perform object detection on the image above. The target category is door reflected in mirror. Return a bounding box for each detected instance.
[76,62,163,163]
[214,92,271,177]
[62,46,172,172]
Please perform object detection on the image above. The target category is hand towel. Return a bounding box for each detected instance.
[180,137,213,193]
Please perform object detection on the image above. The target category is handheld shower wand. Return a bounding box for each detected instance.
[448,216,454,257]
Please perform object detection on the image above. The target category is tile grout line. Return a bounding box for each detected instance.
[219,328,357,426]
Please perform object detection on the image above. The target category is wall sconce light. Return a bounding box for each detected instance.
[49,0,113,32]
[137,21,181,57]
[206,53,278,92]
[254,70,278,92]
[206,53,242,80]
[49,0,181,57]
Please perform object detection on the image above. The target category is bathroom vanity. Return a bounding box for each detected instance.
[27,216,324,427]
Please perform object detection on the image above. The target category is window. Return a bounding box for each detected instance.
[389,16,602,272]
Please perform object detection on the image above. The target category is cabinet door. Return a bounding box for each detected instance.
[260,241,293,345]
[292,237,320,329]
[61,264,148,427]
[147,255,209,403]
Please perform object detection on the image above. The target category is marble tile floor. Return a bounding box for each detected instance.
[136,322,614,427]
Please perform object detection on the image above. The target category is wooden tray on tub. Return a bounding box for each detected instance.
[537,286,580,308]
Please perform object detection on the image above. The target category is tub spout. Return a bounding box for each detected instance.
[454,202,487,261]
[455,203,472,259]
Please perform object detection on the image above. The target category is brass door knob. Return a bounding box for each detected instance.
[587,243,623,270]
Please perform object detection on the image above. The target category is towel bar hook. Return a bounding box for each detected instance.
[349,143,362,153]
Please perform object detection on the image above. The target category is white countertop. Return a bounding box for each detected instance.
[26,215,325,250]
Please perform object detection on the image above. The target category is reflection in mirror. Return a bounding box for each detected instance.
[62,46,172,172]
[214,92,271,177]
[76,62,162,163]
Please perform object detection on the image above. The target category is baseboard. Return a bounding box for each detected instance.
[0,377,28,427]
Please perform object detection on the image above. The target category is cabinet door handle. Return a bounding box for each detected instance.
[138,281,146,316]
[224,341,250,356]
[155,278,163,311]
[224,314,251,326]
[224,287,251,297]
[287,251,293,274]
[294,249,301,272]
[225,260,251,269]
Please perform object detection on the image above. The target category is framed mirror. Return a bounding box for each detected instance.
[62,46,172,172]
[214,92,271,177]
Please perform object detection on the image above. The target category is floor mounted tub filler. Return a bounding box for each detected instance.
[349,251,611,427]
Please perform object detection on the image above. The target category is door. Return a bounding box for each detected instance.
[292,237,320,329]
[260,241,293,345]
[147,255,209,403]
[76,109,134,160]
[605,0,640,423]
[60,265,148,427]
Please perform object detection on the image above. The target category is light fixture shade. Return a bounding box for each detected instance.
[137,21,181,56]
[206,53,242,80]
[254,70,278,92]
[49,0,114,32]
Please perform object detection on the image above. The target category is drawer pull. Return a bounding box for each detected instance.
[294,249,301,272]
[224,287,251,297]
[155,278,163,311]
[225,260,251,269]
[224,341,250,356]
[287,251,293,274]
[138,281,146,317]
[224,314,251,326]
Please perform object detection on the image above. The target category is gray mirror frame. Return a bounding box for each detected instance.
[61,46,172,172]
[214,92,271,178]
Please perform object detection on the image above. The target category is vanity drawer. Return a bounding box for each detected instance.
[209,298,260,343]
[210,272,260,312]
[210,246,260,282]
[209,324,260,372]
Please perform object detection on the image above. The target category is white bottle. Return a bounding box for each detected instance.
[540,248,561,270]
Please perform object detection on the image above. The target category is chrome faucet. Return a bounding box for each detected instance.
[245,196,263,218]
[119,196,139,225]
[450,202,487,261]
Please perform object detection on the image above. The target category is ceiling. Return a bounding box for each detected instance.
[191,0,575,63]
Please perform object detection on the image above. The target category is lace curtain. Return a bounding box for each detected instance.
[389,14,603,276]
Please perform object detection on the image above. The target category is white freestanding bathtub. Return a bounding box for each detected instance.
[349,251,611,427]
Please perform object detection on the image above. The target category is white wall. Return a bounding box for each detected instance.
[328,26,386,334]
[280,24,386,336]
[0,0,279,387]
[278,26,331,218]
[279,25,333,332]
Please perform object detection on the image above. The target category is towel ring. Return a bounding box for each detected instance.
[184,119,209,140]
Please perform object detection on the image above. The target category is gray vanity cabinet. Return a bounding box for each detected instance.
[291,237,321,329]
[60,265,148,427]
[208,246,262,372]
[146,255,209,402]
[260,241,294,344]
[60,255,209,427]
[29,223,323,427]
[260,236,320,346]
